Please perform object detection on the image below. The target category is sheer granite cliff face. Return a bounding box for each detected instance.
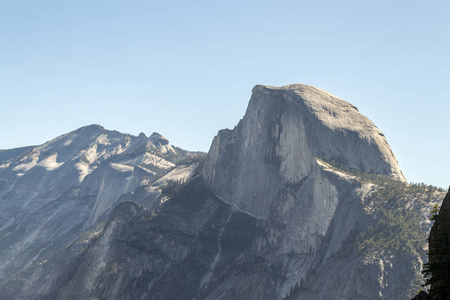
[1,85,443,300]
[202,84,405,220]
[195,84,437,299]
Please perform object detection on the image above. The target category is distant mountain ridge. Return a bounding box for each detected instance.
[0,85,446,299]
[0,124,201,284]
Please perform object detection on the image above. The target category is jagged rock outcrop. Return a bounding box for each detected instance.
[0,125,195,283]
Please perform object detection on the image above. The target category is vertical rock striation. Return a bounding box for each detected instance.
[1,84,442,300]
[202,84,405,220]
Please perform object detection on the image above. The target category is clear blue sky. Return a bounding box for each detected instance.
[1,1,449,188]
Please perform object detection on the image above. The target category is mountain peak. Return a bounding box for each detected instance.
[250,83,404,178]
[147,132,175,155]
[254,83,360,114]
[74,124,105,133]
[255,83,333,94]
[202,84,406,218]
[149,132,168,144]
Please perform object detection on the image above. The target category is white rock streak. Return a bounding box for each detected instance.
[37,154,64,171]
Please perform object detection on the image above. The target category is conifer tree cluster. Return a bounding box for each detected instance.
[422,191,450,299]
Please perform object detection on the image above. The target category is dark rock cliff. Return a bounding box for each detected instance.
[417,189,450,299]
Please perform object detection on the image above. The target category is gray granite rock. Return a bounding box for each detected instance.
[202,84,406,220]
[0,85,443,300]
[0,125,194,283]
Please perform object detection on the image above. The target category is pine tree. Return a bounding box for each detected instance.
[422,193,450,299]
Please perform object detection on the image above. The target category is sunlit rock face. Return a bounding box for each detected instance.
[1,85,443,300]
[202,84,405,220]
[0,125,192,282]
[195,84,433,299]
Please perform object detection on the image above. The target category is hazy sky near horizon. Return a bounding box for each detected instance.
[1,1,449,188]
